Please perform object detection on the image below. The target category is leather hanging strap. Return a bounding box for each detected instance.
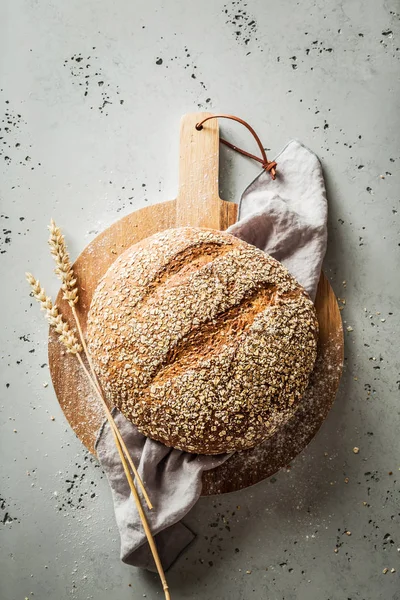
[195,114,277,180]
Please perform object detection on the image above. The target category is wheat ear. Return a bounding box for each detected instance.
[26,273,82,354]
[48,219,78,306]
[26,273,169,600]
[47,220,152,510]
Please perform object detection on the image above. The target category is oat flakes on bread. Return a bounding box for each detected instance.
[87,227,318,454]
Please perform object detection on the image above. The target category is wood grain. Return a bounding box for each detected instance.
[48,112,343,495]
[176,113,221,229]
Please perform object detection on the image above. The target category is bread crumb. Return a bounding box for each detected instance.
[353,447,360,454]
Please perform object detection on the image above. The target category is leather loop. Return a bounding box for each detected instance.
[195,114,277,180]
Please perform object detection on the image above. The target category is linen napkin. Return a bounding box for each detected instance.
[229,140,327,301]
[95,139,328,571]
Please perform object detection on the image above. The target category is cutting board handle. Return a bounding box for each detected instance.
[175,112,221,229]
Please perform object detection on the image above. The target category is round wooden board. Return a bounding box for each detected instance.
[48,112,343,495]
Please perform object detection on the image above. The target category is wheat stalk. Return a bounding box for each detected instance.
[76,352,170,600]
[26,274,82,354]
[47,220,153,510]
[26,272,170,600]
[48,219,78,306]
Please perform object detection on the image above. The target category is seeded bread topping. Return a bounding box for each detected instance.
[87,227,318,454]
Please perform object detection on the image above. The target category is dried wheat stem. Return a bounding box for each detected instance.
[26,271,151,507]
[27,273,167,596]
[74,328,153,510]
[114,433,171,600]
[76,354,170,599]
[48,219,78,307]
[47,220,152,509]
[26,273,82,354]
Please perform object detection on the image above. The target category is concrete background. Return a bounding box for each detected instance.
[1,1,399,598]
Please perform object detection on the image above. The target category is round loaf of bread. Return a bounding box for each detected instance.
[87,227,318,454]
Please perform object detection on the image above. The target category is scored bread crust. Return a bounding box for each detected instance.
[87,227,318,455]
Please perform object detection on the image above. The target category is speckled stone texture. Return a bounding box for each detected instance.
[1,1,399,599]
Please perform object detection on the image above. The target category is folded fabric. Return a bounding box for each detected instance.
[97,411,230,569]
[229,140,327,301]
[95,139,328,571]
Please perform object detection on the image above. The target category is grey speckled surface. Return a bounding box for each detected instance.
[1,1,399,599]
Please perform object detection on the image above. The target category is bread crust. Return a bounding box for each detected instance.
[87,227,318,454]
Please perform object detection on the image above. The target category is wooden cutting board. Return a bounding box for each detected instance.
[49,112,343,495]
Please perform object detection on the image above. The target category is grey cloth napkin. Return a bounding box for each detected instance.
[97,411,230,570]
[96,139,328,571]
[229,140,327,301]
